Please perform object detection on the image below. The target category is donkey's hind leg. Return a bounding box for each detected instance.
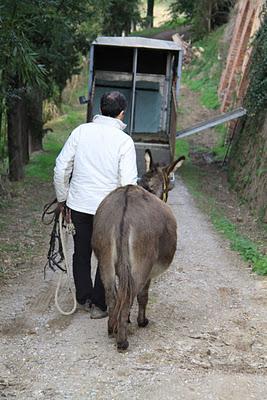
[137,279,151,327]
[98,262,117,336]
[117,298,132,351]
[106,282,117,337]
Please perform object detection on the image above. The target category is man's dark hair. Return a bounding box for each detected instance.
[100,91,127,118]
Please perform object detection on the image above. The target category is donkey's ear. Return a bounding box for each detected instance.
[144,149,153,172]
[165,156,185,176]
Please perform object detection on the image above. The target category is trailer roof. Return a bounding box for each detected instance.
[92,36,182,51]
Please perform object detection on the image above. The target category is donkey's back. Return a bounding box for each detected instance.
[93,184,177,282]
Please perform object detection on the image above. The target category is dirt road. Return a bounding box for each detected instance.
[0,179,266,399]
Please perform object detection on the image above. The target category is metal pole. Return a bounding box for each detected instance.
[87,45,94,122]
[176,49,183,102]
[176,107,247,139]
[129,48,138,136]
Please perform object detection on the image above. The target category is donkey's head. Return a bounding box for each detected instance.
[138,149,185,202]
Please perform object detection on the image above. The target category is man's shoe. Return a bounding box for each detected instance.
[77,299,92,312]
[83,299,92,312]
[90,304,108,319]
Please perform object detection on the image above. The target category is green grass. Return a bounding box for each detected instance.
[211,213,267,275]
[176,139,190,159]
[178,160,267,275]
[0,242,20,252]
[179,161,208,199]
[25,136,61,181]
[182,26,225,110]
[176,128,227,161]
[211,124,228,161]
[131,17,188,38]
[181,25,229,158]
[25,107,86,181]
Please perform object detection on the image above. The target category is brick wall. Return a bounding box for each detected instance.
[218,0,264,112]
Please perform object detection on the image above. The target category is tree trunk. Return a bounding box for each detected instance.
[21,96,29,164]
[28,88,44,153]
[7,94,24,181]
[146,0,154,28]
[0,99,6,163]
[207,0,213,33]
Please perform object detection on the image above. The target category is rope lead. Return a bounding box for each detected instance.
[54,213,77,315]
[42,200,77,315]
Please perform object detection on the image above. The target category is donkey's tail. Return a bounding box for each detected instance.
[112,252,135,332]
[109,186,135,332]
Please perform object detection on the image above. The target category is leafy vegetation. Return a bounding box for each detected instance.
[101,0,141,36]
[131,16,187,37]
[170,0,234,38]
[0,0,101,181]
[244,9,267,115]
[0,0,144,182]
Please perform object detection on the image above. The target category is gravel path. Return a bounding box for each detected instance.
[0,179,266,399]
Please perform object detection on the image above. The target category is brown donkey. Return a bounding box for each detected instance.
[92,150,185,351]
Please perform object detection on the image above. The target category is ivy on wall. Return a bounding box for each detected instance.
[228,7,267,223]
[245,7,267,115]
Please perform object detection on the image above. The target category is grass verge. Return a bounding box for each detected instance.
[176,139,190,159]
[211,212,267,275]
[182,26,225,110]
[179,161,267,275]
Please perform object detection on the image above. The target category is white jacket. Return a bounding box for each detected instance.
[54,115,138,214]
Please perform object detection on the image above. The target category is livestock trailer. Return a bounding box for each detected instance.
[83,36,183,176]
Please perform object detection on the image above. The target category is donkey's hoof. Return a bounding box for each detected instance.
[138,318,149,328]
[117,340,129,351]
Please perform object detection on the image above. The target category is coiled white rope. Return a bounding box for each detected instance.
[54,212,77,315]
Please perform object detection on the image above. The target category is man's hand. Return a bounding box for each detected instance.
[56,202,72,224]
[56,201,66,216]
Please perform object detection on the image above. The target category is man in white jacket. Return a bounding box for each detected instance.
[54,91,138,318]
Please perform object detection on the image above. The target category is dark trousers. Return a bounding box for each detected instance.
[71,209,106,311]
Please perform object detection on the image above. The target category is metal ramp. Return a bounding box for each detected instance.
[176,107,247,139]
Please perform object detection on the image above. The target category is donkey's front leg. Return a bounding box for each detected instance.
[137,279,151,327]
